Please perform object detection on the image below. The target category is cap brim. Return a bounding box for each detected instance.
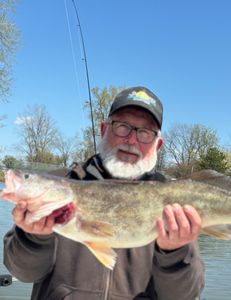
[109,100,161,129]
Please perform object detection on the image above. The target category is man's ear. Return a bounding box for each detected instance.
[101,121,107,138]
[156,137,164,151]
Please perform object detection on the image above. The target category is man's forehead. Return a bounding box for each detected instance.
[111,107,158,127]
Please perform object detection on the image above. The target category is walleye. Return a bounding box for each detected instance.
[1,169,231,270]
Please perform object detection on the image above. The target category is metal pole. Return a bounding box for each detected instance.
[71,0,97,154]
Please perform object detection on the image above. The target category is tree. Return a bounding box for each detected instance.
[88,86,123,132]
[54,132,80,167]
[224,150,231,173]
[15,105,59,162]
[80,85,124,159]
[163,123,218,175]
[156,145,167,171]
[1,154,21,168]
[199,147,228,173]
[27,150,64,165]
[0,0,19,100]
[76,127,96,162]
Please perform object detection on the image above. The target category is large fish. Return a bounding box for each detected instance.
[1,169,231,269]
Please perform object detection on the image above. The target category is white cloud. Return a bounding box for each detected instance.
[14,116,32,125]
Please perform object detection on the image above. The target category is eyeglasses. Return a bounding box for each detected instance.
[108,120,158,144]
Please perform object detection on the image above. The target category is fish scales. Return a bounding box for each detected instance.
[68,181,158,241]
[65,179,231,243]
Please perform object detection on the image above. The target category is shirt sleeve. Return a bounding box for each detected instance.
[4,226,57,283]
[152,241,205,300]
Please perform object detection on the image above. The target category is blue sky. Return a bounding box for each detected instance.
[1,0,231,158]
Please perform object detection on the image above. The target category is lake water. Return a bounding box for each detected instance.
[0,182,32,300]
[1,182,231,300]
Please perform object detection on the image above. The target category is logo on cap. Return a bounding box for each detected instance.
[127,91,156,108]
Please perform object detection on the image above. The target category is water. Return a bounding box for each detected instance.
[1,182,231,300]
[0,183,32,300]
[199,235,231,300]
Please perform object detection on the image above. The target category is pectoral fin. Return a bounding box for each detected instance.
[84,241,117,270]
[80,219,114,238]
[202,224,231,240]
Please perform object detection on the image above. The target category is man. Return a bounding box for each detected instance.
[4,86,204,300]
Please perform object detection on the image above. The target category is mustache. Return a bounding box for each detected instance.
[98,134,142,161]
[116,144,142,158]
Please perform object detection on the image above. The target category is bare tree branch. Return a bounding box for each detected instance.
[164,123,218,172]
[15,105,59,162]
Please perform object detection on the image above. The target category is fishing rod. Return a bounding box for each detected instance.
[70,0,97,154]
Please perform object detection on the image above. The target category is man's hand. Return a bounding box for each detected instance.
[12,200,55,235]
[156,203,202,251]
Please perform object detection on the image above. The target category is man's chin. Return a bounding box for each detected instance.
[102,156,156,180]
[98,139,157,179]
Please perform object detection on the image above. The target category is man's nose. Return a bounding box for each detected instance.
[126,129,138,143]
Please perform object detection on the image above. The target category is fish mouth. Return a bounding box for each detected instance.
[50,202,75,225]
[3,169,23,193]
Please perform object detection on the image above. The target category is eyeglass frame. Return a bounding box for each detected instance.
[106,119,160,144]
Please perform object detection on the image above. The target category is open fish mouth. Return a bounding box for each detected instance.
[3,169,23,195]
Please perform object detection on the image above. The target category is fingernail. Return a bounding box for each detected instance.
[184,205,191,212]
[164,206,170,213]
[164,205,172,214]
[173,203,180,210]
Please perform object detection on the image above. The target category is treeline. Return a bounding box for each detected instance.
[0,86,231,178]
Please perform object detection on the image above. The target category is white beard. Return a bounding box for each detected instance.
[98,136,158,180]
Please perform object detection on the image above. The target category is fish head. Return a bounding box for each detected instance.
[2,169,55,201]
[2,169,77,225]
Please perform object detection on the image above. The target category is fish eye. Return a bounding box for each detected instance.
[24,174,30,179]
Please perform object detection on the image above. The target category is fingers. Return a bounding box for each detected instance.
[12,201,54,235]
[156,203,202,251]
[172,203,191,238]
[164,204,199,237]
[30,216,55,235]
[12,201,27,224]
[46,215,55,228]
[164,205,180,240]
[183,205,202,235]
[156,218,167,240]
[32,217,47,232]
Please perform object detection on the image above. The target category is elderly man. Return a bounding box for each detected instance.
[4,86,204,300]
